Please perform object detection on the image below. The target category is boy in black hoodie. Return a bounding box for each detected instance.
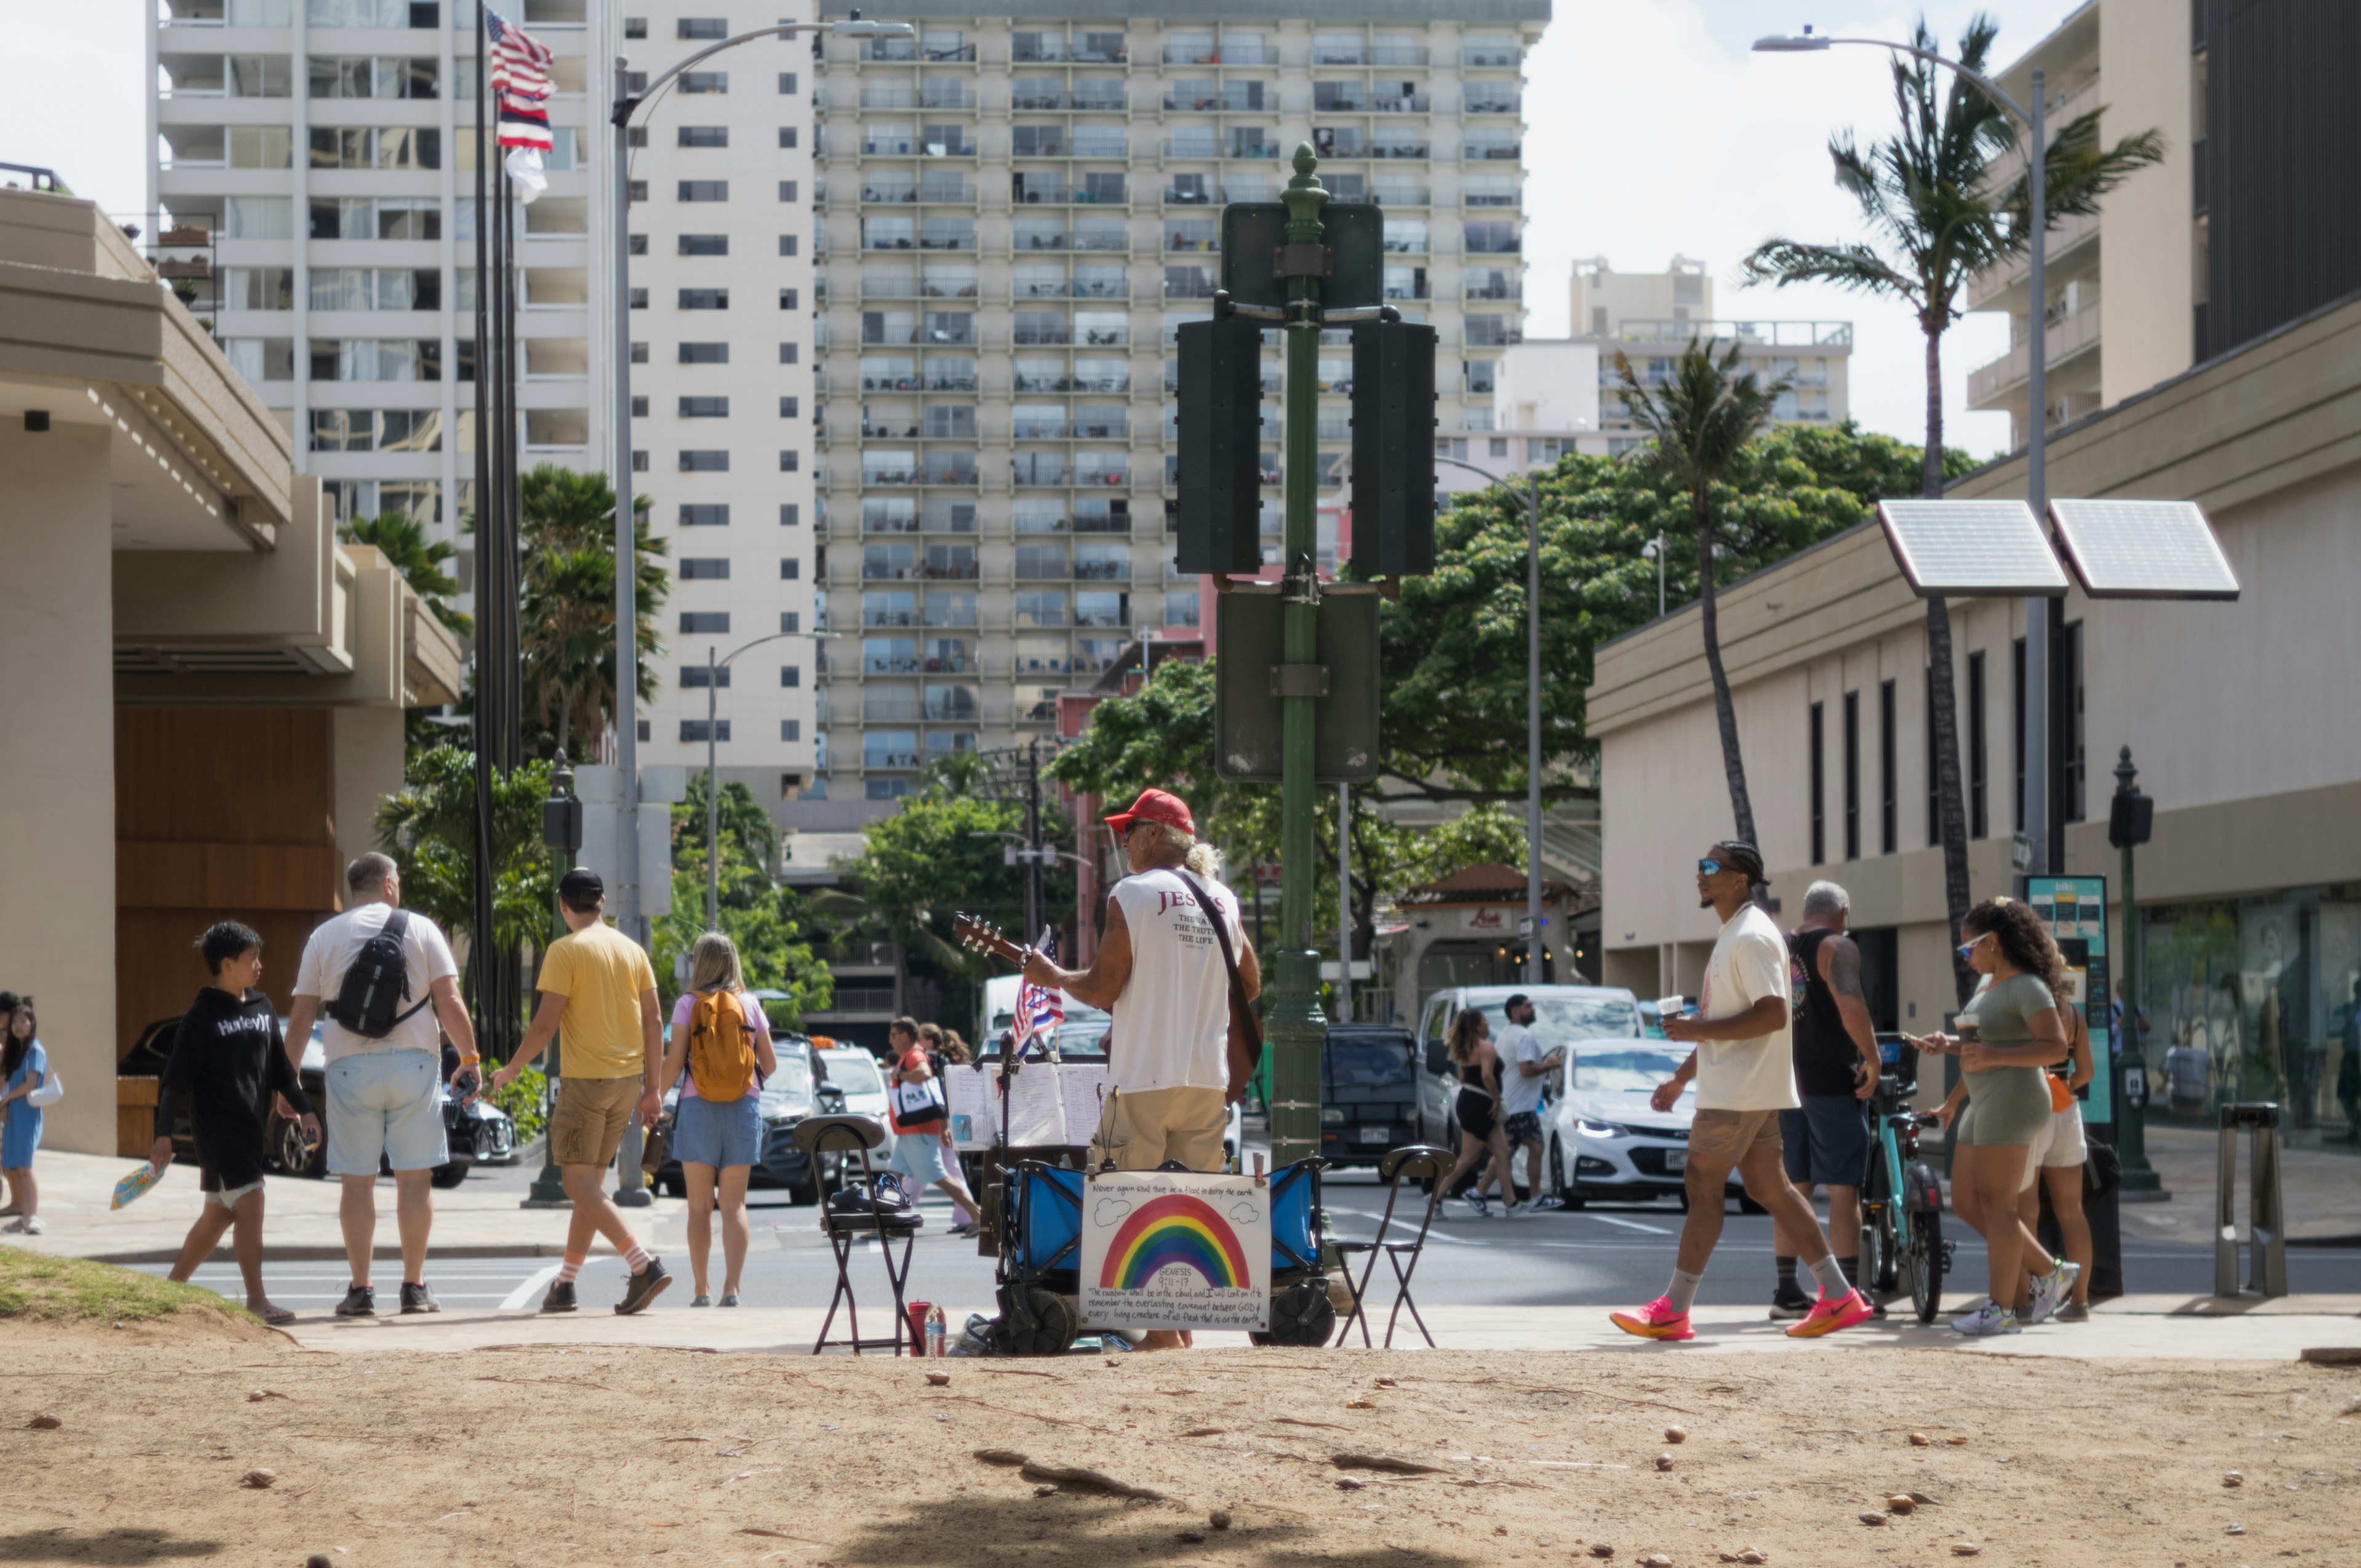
[152,921,320,1323]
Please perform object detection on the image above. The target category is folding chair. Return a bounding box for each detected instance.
[795,1115,922,1355]
[1331,1143,1449,1348]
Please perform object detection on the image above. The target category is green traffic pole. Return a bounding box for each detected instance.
[2115,748,2163,1196]
[1264,145,1332,1173]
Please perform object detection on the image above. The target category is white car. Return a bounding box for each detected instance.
[1542,1040,1747,1210]
[817,1045,893,1143]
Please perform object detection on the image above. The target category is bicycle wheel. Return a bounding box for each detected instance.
[1857,1152,1894,1294]
[1907,1208,1945,1324]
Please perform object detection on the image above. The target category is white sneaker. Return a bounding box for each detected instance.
[4,1216,41,1235]
[1503,1200,1533,1220]
[1527,1194,1565,1212]
[2026,1262,2079,1325]
[1461,1193,1493,1218]
[1952,1302,2020,1336]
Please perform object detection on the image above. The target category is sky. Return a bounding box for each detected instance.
[0,0,2079,461]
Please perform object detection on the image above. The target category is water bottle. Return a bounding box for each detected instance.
[925,1304,946,1359]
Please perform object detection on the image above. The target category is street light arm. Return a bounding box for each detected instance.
[1754,34,2032,127]
[615,20,914,125]
[712,629,824,670]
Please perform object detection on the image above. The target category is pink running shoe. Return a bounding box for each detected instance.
[1784,1288,1875,1338]
[1608,1296,1695,1341]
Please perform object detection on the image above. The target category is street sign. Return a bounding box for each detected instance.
[1214,585,1380,783]
[1876,499,2071,597]
[2047,499,2240,600]
[1217,202,1385,312]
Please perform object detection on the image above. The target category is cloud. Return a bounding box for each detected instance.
[1521,0,2078,462]
[1092,1197,1132,1228]
[1228,1201,1262,1227]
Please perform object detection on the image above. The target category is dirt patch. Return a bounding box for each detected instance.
[2,1332,2357,1566]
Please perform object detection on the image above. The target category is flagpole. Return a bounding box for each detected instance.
[469,0,498,1056]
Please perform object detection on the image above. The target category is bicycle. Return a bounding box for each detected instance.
[1856,1037,1955,1323]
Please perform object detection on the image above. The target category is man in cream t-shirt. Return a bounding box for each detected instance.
[1608,841,1872,1343]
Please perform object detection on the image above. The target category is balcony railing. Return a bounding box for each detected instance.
[1464,141,1522,160]
[1967,299,2102,406]
[1617,319,1854,347]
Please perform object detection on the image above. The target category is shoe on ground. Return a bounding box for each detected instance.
[539,1279,578,1313]
[2055,1301,2090,1323]
[1952,1302,2022,1336]
[2026,1261,2076,1325]
[1461,1194,1492,1218]
[1608,1296,1696,1342]
[1785,1288,1875,1338]
[1503,1200,1533,1219]
[1768,1286,1813,1321]
[615,1257,673,1315]
[399,1282,439,1315]
[334,1285,376,1318]
[718,1292,740,1307]
[690,1293,711,1308]
[1527,1193,1565,1212]
[2,1215,41,1235]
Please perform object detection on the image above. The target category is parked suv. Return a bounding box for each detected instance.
[1317,1025,1422,1168]
[1410,984,1645,1149]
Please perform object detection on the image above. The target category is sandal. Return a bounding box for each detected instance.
[259,1305,297,1326]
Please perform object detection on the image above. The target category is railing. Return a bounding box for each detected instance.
[1465,282,1522,300]
[1461,97,1521,116]
[1967,205,2101,305]
[1618,319,1854,347]
[1228,143,1281,160]
[863,515,922,535]
[1073,510,1131,534]
[1072,560,1128,580]
[1464,141,1522,160]
[1464,236,1522,253]
[1463,47,1518,67]
[925,373,981,391]
[1165,234,1218,252]
[1967,300,2102,405]
[1374,186,1430,205]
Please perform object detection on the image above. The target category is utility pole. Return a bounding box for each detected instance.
[1264,147,1333,1171]
[526,753,580,1207]
[1024,740,1043,942]
[2111,746,2164,1197]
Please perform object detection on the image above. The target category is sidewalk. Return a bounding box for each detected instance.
[275,1294,2361,1361]
[2116,1123,2361,1245]
[9,1149,661,1265]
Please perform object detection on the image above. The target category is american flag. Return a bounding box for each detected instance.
[486,9,555,151]
[1013,927,1064,1056]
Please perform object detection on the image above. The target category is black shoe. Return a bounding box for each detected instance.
[1768,1287,1813,1321]
[334,1285,376,1318]
[539,1280,578,1313]
[399,1282,440,1315]
[615,1257,672,1316]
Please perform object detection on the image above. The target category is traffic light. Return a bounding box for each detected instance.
[1174,315,1264,575]
[1348,318,1438,577]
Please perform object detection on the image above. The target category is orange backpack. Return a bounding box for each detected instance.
[686,989,757,1102]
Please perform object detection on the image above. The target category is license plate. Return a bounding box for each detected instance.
[1356,1126,1391,1143]
[1664,1150,1687,1173]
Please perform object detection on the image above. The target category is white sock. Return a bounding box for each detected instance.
[1806,1253,1851,1298]
[1664,1267,1704,1315]
[623,1242,652,1274]
[557,1253,585,1285]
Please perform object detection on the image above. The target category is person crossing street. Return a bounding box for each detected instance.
[1770,881,1884,1318]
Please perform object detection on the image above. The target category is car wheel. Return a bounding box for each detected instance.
[1544,1136,1585,1210]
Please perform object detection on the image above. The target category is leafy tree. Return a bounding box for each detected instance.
[1613,339,1790,846]
[371,744,552,958]
[650,774,832,1028]
[1742,14,2163,999]
[513,464,668,761]
[342,510,472,636]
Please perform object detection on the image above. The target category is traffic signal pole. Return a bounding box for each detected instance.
[1265,146,1332,1171]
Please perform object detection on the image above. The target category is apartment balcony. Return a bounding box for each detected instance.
[1072,560,1129,582]
[1463,141,1522,162]
[1013,370,1129,394]
[1163,188,1216,205]
[1965,205,2102,309]
[1618,319,1854,348]
[1966,298,2102,408]
[1374,186,1431,207]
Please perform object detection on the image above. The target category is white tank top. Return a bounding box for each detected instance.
[1109,866,1244,1094]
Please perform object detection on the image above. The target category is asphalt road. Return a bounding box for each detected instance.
[135,1153,2361,1320]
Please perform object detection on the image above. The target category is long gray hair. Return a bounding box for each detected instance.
[1153,821,1224,881]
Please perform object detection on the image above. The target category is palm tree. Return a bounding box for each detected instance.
[1613,338,1790,847]
[1742,15,2162,998]
[341,510,472,636]
[511,463,669,759]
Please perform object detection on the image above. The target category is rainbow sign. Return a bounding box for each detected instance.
[1097,1193,1254,1291]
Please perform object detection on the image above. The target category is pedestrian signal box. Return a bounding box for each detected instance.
[1349,319,1438,577]
[1174,315,1265,576]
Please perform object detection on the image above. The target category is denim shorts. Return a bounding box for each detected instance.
[325,1050,448,1176]
[887,1129,950,1187]
[671,1092,761,1170]
[1779,1095,1873,1187]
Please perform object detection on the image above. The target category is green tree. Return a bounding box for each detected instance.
[371,744,552,958]
[514,463,668,761]
[341,510,472,636]
[1613,338,1790,847]
[1742,14,2163,997]
[651,776,832,1029]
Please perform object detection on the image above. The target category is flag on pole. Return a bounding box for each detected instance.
[1013,927,1064,1056]
[485,7,553,197]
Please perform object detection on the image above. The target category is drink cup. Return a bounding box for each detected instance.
[906,1299,933,1349]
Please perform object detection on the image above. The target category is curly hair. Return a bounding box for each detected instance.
[1963,897,2066,998]
[1446,1007,1491,1066]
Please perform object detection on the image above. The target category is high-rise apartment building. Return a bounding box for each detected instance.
[1571,255,1853,437]
[148,0,609,552]
[806,3,1548,825]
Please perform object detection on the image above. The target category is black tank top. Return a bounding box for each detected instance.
[1788,927,1863,1098]
[1459,1058,1489,1090]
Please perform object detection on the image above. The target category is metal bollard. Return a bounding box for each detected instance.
[2213,1102,2287,1298]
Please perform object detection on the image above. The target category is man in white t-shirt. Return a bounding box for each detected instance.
[1608,841,1871,1344]
[283,852,480,1319]
[1492,994,1564,1215]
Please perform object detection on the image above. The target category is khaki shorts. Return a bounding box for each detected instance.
[550,1074,641,1170]
[1089,1086,1228,1173]
[1687,1107,1784,1166]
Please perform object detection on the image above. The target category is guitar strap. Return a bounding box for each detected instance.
[1172,868,1262,1073]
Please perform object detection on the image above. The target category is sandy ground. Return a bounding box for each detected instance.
[3,1314,2359,1568]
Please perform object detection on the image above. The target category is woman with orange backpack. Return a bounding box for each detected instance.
[660,933,777,1306]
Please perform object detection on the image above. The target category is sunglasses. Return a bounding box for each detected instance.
[1698,858,1751,877]
[1957,933,1990,961]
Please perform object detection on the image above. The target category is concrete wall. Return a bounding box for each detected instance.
[2096,0,2196,405]
[331,705,406,882]
[1494,339,1600,434]
[0,423,119,1154]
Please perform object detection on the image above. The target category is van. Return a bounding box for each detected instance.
[1412,983,1645,1144]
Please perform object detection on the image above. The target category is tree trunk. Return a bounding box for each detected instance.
[1695,480,1756,845]
[1921,319,1977,1006]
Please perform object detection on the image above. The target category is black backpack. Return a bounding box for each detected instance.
[327,909,432,1039]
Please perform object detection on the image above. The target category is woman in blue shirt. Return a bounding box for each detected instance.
[1,996,47,1234]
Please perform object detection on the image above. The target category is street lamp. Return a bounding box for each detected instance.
[1434,454,1545,986]
[1755,25,2060,874]
[608,14,916,950]
[694,630,836,930]
[1639,531,1666,619]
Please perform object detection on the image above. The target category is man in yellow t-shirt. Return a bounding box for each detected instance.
[492,869,669,1314]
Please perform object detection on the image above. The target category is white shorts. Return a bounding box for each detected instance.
[2021,1100,2087,1189]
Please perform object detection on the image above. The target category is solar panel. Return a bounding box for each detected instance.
[1875,500,2070,598]
[2049,499,2241,600]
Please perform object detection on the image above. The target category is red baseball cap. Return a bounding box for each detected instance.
[1103,787,1194,836]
